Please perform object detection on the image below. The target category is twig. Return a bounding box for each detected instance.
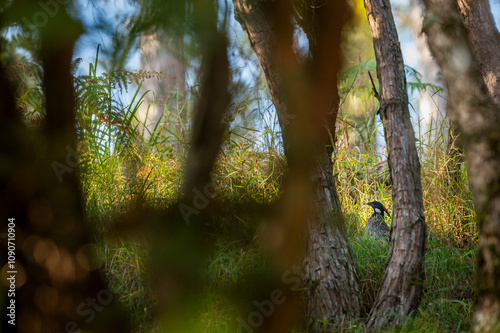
[368,71,380,101]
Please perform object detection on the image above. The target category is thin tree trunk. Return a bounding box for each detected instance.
[422,1,500,332]
[233,0,361,330]
[409,0,447,146]
[182,30,230,197]
[139,31,187,148]
[364,0,427,331]
[457,0,500,106]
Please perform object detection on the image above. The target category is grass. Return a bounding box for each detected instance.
[336,135,476,332]
[68,58,477,332]
[5,21,476,332]
[81,122,477,332]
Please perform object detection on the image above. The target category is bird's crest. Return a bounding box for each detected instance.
[366,201,391,217]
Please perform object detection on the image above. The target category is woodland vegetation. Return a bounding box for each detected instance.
[1,0,499,332]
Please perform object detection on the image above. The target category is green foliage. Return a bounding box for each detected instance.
[337,59,446,154]
[9,43,476,333]
[3,0,477,329]
[339,59,444,100]
[337,122,476,332]
[83,109,475,333]
[3,60,44,124]
[351,236,390,314]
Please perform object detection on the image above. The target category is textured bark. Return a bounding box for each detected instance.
[364,0,427,331]
[305,152,361,328]
[422,1,500,332]
[233,0,293,159]
[457,0,500,106]
[233,0,361,330]
[0,6,130,333]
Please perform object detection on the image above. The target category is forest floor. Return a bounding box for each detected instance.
[84,138,476,333]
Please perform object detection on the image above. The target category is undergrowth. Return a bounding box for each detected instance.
[11,48,477,332]
[83,122,477,332]
[76,66,477,331]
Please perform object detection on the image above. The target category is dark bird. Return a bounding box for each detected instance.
[364,201,391,242]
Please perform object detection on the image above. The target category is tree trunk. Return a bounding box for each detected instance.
[305,151,361,328]
[457,0,500,106]
[409,0,447,147]
[364,0,427,331]
[138,31,187,149]
[233,0,361,330]
[422,1,500,332]
[182,29,230,198]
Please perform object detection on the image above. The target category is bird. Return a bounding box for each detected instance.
[364,201,391,242]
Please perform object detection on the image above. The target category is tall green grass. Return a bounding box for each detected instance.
[11,48,476,331]
[77,82,476,332]
[82,117,476,332]
[335,121,476,332]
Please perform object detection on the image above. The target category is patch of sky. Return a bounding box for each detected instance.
[492,0,500,27]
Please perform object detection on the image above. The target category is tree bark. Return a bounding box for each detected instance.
[422,1,500,332]
[409,0,447,146]
[304,151,361,328]
[233,0,361,330]
[456,0,500,106]
[364,0,427,331]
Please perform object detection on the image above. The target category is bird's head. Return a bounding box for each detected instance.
[366,201,391,218]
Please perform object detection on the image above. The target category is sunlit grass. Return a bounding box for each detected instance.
[83,126,477,332]
[76,72,476,332]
